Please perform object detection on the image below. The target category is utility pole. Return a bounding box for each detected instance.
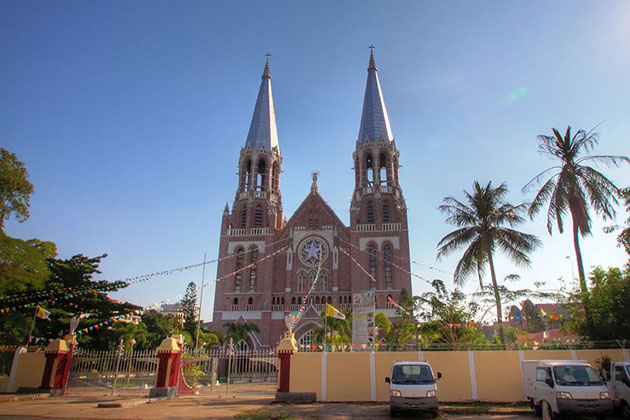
[195,253,207,353]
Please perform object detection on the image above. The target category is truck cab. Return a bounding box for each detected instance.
[521,360,612,419]
[385,361,441,418]
[609,361,630,420]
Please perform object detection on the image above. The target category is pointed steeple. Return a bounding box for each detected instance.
[357,47,393,144]
[245,55,279,150]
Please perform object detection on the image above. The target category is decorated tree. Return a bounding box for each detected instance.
[180,281,198,337]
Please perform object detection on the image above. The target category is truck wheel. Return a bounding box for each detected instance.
[622,402,630,420]
[542,400,560,420]
[389,408,397,418]
[531,399,542,417]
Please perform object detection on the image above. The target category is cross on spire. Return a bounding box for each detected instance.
[266,52,271,58]
[368,44,377,71]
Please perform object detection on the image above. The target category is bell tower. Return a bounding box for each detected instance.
[349,48,411,306]
[223,56,283,235]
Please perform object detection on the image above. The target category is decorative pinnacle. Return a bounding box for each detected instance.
[368,44,377,71]
[262,52,271,79]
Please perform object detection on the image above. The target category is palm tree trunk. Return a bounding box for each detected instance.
[487,251,505,345]
[571,221,587,293]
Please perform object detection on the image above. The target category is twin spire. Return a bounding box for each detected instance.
[358,48,394,144]
[245,55,279,150]
[244,48,394,150]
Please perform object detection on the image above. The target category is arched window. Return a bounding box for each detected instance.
[298,297,302,305]
[368,244,377,283]
[232,297,239,311]
[281,297,284,305]
[339,296,343,304]
[315,296,320,305]
[319,270,329,291]
[247,297,253,311]
[355,158,360,187]
[240,207,247,229]
[366,154,374,185]
[327,296,332,304]
[234,248,244,291]
[308,270,317,292]
[379,153,388,185]
[272,297,276,305]
[291,297,296,305]
[367,201,375,224]
[298,330,313,346]
[382,201,390,223]
[245,160,252,191]
[249,246,258,290]
[254,205,263,227]
[384,244,392,287]
[256,159,266,190]
[271,161,279,193]
[297,271,306,292]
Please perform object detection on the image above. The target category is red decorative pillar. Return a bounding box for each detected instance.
[40,339,69,390]
[276,332,297,393]
[151,335,182,398]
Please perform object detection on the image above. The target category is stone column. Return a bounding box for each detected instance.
[40,339,69,391]
[276,332,297,393]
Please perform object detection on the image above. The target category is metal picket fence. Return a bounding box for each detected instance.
[65,347,158,396]
[181,346,278,397]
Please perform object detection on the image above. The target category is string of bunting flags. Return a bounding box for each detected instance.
[1,236,292,304]
[338,238,433,286]
[386,295,410,315]
[209,245,289,285]
[1,284,123,315]
[337,246,375,283]
[291,254,323,331]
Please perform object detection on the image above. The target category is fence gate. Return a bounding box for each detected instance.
[181,347,278,397]
[66,348,157,396]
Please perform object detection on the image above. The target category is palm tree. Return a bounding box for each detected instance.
[522,126,629,294]
[437,181,541,344]
[223,321,260,347]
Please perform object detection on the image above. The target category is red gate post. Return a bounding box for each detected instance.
[40,338,69,391]
[150,335,182,399]
[276,332,297,393]
[57,334,76,395]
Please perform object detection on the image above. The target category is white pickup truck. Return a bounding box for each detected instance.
[608,361,630,420]
[385,361,441,418]
[521,360,612,419]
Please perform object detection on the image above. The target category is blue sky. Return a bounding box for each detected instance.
[2,1,629,321]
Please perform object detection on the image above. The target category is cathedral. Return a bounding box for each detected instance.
[208,51,412,349]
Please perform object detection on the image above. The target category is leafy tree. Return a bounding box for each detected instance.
[415,279,487,349]
[437,181,541,344]
[223,321,260,347]
[142,310,177,350]
[605,187,630,257]
[0,148,33,229]
[40,254,140,349]
[0,233,56,295]
[564,266,630,341]
[181,281,198,336]
[523,126,629,293]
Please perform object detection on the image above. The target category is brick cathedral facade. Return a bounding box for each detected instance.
[208,52,412,348]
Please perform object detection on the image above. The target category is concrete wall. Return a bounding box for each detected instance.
[4,351,46,392]
[291,348,630,402]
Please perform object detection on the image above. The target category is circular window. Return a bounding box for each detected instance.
[298,237,329,267]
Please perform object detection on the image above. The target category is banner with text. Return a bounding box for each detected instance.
[352,291,375,345]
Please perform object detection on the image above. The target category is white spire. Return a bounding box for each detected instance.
[357,47,394,144]
[245,55,279,150]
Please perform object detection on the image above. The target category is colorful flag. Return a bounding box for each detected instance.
[325,304,346,320]
[35,306,51,320]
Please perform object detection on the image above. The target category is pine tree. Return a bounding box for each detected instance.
[181,281,198,336]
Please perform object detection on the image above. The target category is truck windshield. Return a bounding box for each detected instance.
[553,366,603,386]
[391,365,435,385]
